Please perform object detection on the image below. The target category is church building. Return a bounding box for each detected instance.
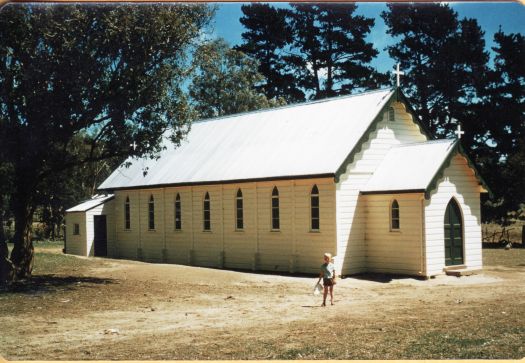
[65,87,490,277]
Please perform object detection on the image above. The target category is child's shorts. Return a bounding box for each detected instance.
[323,278,334,287]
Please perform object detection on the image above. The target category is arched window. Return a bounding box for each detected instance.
[175,193,182,230]
[391,199,400,230]
[271,186,280,230]
[388,106,395,122]
[236,189,243,230]
[148,195,155,230]
[124,196,131,230]
[311,185,320,231]
[203,192,211,231]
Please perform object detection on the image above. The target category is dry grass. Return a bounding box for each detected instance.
[0,244,524,360]
[482,221,524,245]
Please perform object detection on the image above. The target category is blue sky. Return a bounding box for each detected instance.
[212,2,525,73]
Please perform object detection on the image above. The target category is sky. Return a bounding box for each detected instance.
[212,2,525,73]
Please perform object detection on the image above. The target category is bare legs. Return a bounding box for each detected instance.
[322,285,334,306]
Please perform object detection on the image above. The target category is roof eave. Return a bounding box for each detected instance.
[360,189,425,196]
[96,173,336,193]
[65,195,115,213]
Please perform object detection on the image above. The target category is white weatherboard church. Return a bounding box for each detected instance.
[65,86,490,278]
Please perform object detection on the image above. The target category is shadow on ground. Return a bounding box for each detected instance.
[1,275,117,294]
[350,273,424,284]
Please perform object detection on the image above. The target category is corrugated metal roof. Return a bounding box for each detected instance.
[98,88,395,190]
[66,194,114,212]
[361,139,457,193]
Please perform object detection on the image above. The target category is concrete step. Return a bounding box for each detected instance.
[444,268,482,277]
[444,264,467,271]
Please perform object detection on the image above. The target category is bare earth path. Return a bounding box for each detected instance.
[1,246,524,360]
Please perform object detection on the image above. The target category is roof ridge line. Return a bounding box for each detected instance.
[193,87,395,125]
[393,139,455,148]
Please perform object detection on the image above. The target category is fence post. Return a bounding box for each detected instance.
[522,225,525,245]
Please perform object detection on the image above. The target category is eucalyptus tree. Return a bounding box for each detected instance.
[0,3,213,283]
[190,38,285,119]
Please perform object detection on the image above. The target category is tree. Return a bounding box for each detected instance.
[236,3,387,102]
[287,3,388,99]
[478,31,525,223]
[382,4,489,138]
[0,3,213,283]
[189,39,285,119]
[236,4,303,103]
[383,4,525,224]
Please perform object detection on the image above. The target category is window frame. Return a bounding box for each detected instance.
[235,189,244,231]
[73,223,80,235]
[148,194,155,231]
[390,199,400,231]
[175,193,182,231]
[124,196,131,230]
[271,186,280,231]
[203,192,211,231]
[310,185,320,232]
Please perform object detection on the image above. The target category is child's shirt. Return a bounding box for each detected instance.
[321,262,335,279]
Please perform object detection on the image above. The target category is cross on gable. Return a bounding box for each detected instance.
[454,124,465,139]
[130,141,137,151]
[394,63,405,87]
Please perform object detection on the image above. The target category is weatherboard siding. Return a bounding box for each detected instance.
[65,212,86,256]
[110,178,335,273]
[364,193,425,275]
[65,201,115,257]
[336,101,428,275]
[164,187,193,264]
[424,153,483,276]
[84,201,115,257]
[114,191,140,259]
[191,185,223,267]
[137,189,165,262]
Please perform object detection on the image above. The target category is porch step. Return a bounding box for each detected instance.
[444,265,467,271]
[444,267,482,277]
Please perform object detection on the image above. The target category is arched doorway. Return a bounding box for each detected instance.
[444,199,464,266]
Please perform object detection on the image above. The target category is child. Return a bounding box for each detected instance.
[317,252,336,306]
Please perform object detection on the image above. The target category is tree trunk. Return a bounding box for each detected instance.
[0,203,15,285]
[9,186,35,280]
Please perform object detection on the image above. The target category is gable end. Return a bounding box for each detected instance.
[424,142,492,199]
[335,88,433,182]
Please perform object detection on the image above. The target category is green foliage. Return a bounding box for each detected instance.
[237,3,387,101]
[189,38,286,119]
[236,4,303,103]
[478,31,525,223]
[382,3,489,138]
[0,3,213,279]
[288,4,388,99]
[382,4,524,223]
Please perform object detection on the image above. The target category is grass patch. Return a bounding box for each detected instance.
[33,251,101,275]
[483,248,525,267]
[33,239,64,250]
[405,332,490,359]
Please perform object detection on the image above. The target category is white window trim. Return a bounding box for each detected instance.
[310,185,320,232]
[235,189,244,231]
[390,199,401,232]
[174,194,182,231]
[271,186,280,231]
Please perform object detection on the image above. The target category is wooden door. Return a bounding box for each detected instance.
[93,215,107,257]
[444,199,463,266]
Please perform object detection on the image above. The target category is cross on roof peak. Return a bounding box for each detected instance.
[394,63,405,87]
[454,124,465,139]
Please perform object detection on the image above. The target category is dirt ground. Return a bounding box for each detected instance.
[0,244,524,360]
